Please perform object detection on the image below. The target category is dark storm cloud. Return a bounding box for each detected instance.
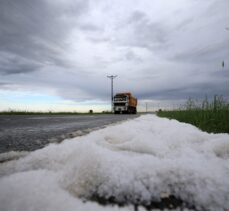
[0,52,41,75]
[0,63,40,75]
[0,82,9,87]
[0,0,89,75]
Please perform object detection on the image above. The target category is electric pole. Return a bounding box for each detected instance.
[107,75,117,112]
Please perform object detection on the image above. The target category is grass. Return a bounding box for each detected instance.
[157,95,229,133]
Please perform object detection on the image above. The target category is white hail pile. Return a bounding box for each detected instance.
[0,115,229,211]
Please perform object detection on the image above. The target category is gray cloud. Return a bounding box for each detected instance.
[0,82,9,87]
[0,0,89,74]
[0,0,229,110]
[79,23,102,31]
[125,50,142,62]
[0,51,41,75]
[136,81,229,101]
[115,10,169,51]
[172,39,229,63]
[175,18,194,31]
[164,0,229,65]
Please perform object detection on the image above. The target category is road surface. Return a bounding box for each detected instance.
[0,114,139,153]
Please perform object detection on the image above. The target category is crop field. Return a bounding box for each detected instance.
[157,96,229,133]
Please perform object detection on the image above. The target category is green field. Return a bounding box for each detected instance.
[157,96,229,133]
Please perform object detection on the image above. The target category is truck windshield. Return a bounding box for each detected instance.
[114,96,127,102]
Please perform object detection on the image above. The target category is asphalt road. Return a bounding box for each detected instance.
[0,114,139,153]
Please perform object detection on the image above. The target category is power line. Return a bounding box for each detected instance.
[107,75,117,112]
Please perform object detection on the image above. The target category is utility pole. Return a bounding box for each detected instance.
[107,75,117,112]
[222,60,224,68]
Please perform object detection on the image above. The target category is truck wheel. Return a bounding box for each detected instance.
[133,108,137,114]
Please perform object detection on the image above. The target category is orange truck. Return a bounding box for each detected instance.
[113,92,137,114]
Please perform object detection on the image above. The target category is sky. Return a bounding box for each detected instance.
[0,0,229,112]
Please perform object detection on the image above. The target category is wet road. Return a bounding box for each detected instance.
[0,114,139,153]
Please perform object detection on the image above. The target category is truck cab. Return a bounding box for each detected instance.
[113,93,137,114]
